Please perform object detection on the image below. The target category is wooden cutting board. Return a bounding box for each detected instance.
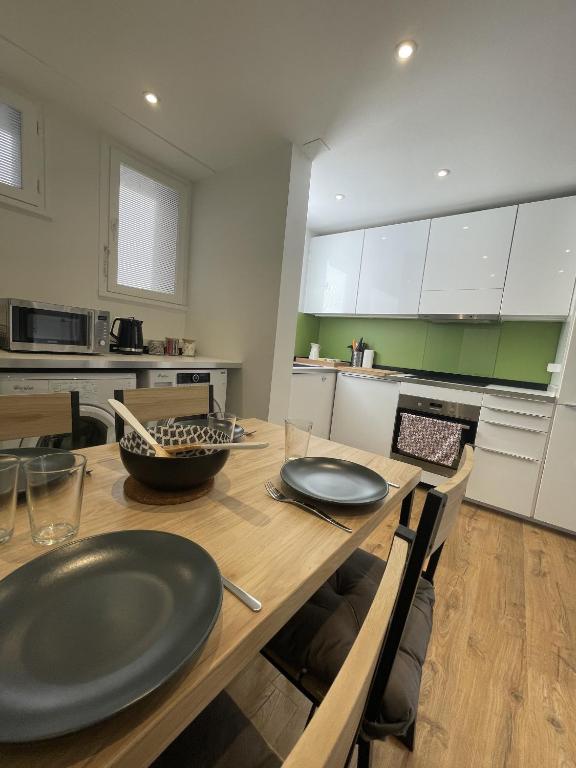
[343,367,399,377]
[294,358,349,367]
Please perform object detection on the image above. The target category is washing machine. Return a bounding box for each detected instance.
[136,369,227,412]
[0,372,136,449]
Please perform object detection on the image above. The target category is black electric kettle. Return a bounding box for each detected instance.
[110,317,144,354]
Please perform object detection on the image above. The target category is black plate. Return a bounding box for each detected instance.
[0,530,222,743]
[178,418,245,441]
[280,457,389,507]
[0,447,70,493]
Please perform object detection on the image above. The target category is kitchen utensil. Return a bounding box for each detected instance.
[0,530,222,742]
[0,447,72,494]
[222,576,262,612]
[163,441,268,453]
[208,411,237,443]
[165,337,180,356]
[25,453,86,545]
[264,480,352,533]
[0,456,19,544]
[119,424,231,491]
[280,457,389,507]
[181,338,197,356]
[108,398,171,457]
[285,417,313,461]
[110,317,144,354]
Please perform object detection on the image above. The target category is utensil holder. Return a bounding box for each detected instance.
[351,350,363,367]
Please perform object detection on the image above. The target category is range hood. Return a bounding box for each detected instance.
[418,314,501,323]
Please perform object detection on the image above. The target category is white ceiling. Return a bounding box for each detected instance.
[1,0,575,232]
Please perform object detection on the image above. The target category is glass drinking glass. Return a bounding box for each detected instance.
[207,411,237,443]
[285,418,313,462]
[25,453,86,545]
[0,456,20,544]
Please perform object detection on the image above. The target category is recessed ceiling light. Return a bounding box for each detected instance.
[565,249,572,254]
[436,168,450,178]
[144,91,159,105]
[559,269,565,274]
[482,255,488,260]
[490,273,496,278]
[381,236,387,240]
[462,225,469,230]
[335,194,345,201]
[395,40,417,61]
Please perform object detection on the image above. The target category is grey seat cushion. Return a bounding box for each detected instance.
[152,691,281,768]
[265,548,435,740]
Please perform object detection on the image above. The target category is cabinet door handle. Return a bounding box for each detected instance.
[482,405,549,419]
[476,445,539,462]
[481,419,545,434]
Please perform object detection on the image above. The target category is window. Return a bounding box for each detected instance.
[0,84,43,209]
[102,146,190,306]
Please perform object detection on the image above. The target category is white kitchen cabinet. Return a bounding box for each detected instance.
[301,230,364,314]
[330,374,400,456]
[420,206,517,315]
[288,371,337,439]
[534,405,576,531]
[355,220,430,315]
[501,197,576,318]
[466,447,542,518]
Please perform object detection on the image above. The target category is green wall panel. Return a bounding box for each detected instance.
[294,313,320,357]
[296,314,562,385]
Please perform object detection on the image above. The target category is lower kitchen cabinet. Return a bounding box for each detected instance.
[466,447,542,517]
[330,374,400,456]
[288,371,337,439]
[534,404,576,531]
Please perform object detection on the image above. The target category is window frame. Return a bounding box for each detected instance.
[0,83,44,210]
[99,142,191,308]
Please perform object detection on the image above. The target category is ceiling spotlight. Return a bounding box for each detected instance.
[144,92,159,105]
[436,168,450,178]
[462,225,469,230]
[395,40,417,61]
[335,194,345,201]
[565,249,572,254]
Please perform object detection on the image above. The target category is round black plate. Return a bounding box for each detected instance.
[0,447,70,493]
[0,530,222,743]
[280,457,389,507]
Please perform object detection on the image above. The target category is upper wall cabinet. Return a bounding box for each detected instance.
[500,197,576,318]
[301,230,364,314]
[355,220,430,315]
[419,206,517,315]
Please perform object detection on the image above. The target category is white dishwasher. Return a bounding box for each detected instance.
[330,373,400,456]
[288,369,337,439]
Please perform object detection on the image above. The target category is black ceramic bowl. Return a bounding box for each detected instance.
[119,424,230,492]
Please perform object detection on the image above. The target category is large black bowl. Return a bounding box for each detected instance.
[119,424,230,492]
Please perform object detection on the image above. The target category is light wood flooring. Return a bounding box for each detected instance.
[226,490,576,768]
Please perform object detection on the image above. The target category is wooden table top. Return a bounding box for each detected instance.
[0,418,420,768]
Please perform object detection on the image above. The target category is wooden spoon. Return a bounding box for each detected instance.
[108,399,171,458]
[162,441,268,453]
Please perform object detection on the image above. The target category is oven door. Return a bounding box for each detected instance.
[390,403,478,477]
[10,301,93,353]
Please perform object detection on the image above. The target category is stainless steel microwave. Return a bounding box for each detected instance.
[0,299,110,354]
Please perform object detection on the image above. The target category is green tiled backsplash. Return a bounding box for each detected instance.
[295,314,562,385]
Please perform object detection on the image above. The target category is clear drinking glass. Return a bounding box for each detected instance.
[285,418,313,461]
[0,456,20,544]
[208,411,237,443]
[25,453,86,545]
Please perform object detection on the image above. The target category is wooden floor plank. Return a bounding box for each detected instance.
[227,495,576,768]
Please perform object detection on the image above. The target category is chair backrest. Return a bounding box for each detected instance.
[113,385,213,439]
[282,528,412,768]
[0,391,81,447]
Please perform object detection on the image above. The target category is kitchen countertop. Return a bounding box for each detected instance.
[0,350,242,370]
[293,363,557,403]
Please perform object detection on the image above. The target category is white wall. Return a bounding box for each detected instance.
[186,145,293,418]
[267,146,312,424]
[0,102,187,339]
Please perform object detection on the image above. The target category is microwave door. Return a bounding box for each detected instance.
[11,305,92,353]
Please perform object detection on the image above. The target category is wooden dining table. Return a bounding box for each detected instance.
[0,418,420,768]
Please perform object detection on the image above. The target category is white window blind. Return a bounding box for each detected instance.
[0,102,23,189]
[117,163,180,295]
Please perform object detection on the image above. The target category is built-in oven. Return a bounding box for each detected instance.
[0,298,110,354]
[390,393,480,477]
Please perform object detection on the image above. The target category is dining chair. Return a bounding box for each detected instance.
[113,384,213,440]
[0,391,81,448]
[262,445,475,764]
[153,510,435,768]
